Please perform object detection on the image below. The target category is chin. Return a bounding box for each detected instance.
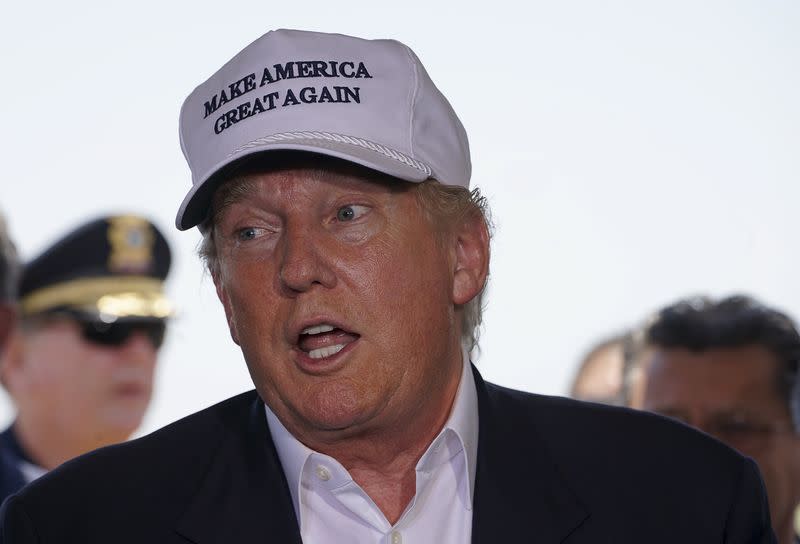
[306,409,367,433]
[297,385,375,433]
[100,411,147,438]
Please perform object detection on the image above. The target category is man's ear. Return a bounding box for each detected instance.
[451,215,490,306]
[212,270,241,346]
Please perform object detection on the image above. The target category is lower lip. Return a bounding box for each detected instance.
[292,338,359,374]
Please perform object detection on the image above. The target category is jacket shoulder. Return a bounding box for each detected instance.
[9,390,261,512]
[483,381,752,496]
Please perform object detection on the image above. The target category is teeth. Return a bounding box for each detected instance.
[301,324,335,336]
[308,344,345,360]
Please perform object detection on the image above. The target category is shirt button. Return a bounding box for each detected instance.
[315,465,331,481]
[391,530,402,544]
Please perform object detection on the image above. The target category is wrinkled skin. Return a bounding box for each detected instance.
[211,165,489,454]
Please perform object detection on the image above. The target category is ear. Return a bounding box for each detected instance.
[212,270,241,346]
[451,214,490,306]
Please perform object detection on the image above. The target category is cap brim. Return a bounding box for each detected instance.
[20,277,172,319]
[175,136,432,231]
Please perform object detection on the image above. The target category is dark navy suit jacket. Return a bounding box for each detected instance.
[0,367,776,543]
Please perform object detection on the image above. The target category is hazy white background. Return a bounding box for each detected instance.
[1,0,798,435]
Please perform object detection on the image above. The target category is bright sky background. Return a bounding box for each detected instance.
[1,0,798,435]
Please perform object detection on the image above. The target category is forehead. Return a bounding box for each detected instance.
[574,345,624,390]
[23,314,81,341]
[642,345,784,407]
[211,158,407,211]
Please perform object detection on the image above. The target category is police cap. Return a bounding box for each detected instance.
[18,215,172,321]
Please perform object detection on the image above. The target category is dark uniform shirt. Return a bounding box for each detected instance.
[0,427,39,504]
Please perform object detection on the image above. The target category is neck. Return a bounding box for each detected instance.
[12,413,128,470]
[300,357,464,523]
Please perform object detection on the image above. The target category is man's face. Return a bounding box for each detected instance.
[10,317,159,441]
[212,165,481,443]
[638,346,800,536]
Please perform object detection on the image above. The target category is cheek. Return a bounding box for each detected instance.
[221,258,267,305]
[25,339,82,386]
[56,354,107,395]
[765,439,800,473]
[143,355,158,377]
[220,262,285,354]
[358,239,453,342]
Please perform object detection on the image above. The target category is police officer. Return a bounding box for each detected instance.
[0,215,172,502]
[0,212,20,502]
[0,213,17,359]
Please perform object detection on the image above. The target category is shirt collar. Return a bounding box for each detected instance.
[265,347,479,518]
[18,459,47,483]
[264,405,314,522]
[2,425,48,484]
[444,346,479,508]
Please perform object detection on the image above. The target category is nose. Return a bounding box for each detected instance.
[118,331,158,360]
[278,224,336,294]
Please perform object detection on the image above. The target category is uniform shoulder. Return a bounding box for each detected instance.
[11,390,261,509]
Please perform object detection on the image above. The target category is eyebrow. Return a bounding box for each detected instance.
[211,177,262,219]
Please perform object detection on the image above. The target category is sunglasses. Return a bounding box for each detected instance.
[78,319,167,349]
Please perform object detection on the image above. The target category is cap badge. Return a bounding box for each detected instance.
[107,216,155,274]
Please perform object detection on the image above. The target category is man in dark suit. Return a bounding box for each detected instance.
[627,295,800,544]
[0,215,172,504]
[0,29,776,542]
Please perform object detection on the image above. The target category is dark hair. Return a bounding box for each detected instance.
[644,294,800,430]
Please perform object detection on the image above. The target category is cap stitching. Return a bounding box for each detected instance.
[403,45,420,159]
[230,131,432,176]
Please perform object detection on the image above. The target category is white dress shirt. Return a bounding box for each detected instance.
[265,350,479,543]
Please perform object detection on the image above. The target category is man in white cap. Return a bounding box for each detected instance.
[0,29,775,543]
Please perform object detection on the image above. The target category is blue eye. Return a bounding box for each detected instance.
[237,227,259,241]
[336,205,368,222]
[337,206,356,221]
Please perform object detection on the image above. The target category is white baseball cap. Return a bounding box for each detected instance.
[176,29,471,230]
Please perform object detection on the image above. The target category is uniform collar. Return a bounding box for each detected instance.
[265,347,479,519]
[1,424,47,483]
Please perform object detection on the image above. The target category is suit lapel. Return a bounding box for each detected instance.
[175,396,302,544]
[470,367,589,543]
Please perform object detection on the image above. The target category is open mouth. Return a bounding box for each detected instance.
[297,323,360,360]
